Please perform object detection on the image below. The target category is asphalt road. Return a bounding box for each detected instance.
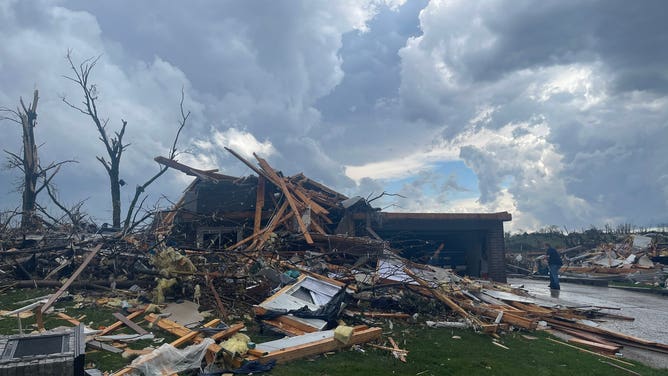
[508,277,668,368]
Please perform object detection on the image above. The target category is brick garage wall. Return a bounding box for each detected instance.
[486,222,507,283]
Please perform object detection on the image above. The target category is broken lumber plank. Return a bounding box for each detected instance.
[87,340,123,354]
[247,349,269,357]
[388,336,407,362]
[289,184,330,215]
[145,313,223,349]
[253,304,314,336]
[263,316,317,336]
[308,214,329,235]
[112,312,149,335]
[171,330,200,348]
[210,323,245,341]
[154,156,235,181]
[343,310,411,319]
[492,341,510,350]
[40,244,102,314]
[277,261,350,289]
[56,312,81,326]
[367,343,409,353]
[403,267,483,326]
[544,317,668,353]
[254,154,313,244]
[99,310,145,336]
[253,176,266,235]
[598,360,642,376]
[145,313,217,339]
[554,327,621,348]
[463,303,537,330]
[228,201,291,250]
[546,338,634,366]
[568,337,621,354]
[224,147,270,180]
[254,327,382,364]
[510,302,554,315]
[207,277,227,317]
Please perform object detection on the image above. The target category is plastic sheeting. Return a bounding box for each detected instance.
[127,338,214,376]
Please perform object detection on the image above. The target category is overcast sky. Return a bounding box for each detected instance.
[1,0,667,232]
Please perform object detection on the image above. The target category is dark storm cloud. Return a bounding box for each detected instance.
[2,0,667,230]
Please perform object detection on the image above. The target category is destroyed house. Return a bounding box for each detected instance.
[360,212,512,282]
[155,153,511,282]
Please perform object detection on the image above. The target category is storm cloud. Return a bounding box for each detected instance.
[1,0,667,231]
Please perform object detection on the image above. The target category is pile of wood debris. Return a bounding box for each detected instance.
[508,234,668,285]
[1,150,667,375]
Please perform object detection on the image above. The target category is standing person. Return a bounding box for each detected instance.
[545,243,562,290]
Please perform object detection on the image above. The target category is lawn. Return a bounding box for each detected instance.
[267,327,665,376]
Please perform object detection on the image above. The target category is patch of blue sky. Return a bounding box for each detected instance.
[383,160,480,200]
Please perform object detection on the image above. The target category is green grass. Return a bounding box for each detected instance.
[1,288,665,375]
[266,327,665,376]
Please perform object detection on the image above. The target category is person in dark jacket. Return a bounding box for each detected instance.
[545,243,562,290]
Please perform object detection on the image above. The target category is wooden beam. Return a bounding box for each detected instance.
[544,317,668,353]
[208,277,227,317]
[40,244,102,314]
[308,214,328,236]
[289,184,329,215]
[99,310,145,336]
[56,312,80,326]
[253,176,265,235]
[210,323,245,341]
[254,154,313,244]
[547,338,635,366]
[554,327,620,348]
[463,303,537,330]
[253,327,382,364]
[388,337,407,362]
[112,312,148,335]
[227,201,290,250]
[568,337,621,354]
[224,147,266,176]
[343,310,410,319]
[154,156,236,181]
[264,315,319,336]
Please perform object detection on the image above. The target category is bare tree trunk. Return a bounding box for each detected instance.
[110,162,121,227]
[20,91,40,229]
[4,90,78,231]
[63,52,128,228]
[121,89,189,234]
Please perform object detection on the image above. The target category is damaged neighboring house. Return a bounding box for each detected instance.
[154,151,512,283]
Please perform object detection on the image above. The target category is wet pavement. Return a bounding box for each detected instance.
[509,277,668,368]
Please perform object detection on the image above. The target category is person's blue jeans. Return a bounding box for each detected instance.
[549,264,561,290]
